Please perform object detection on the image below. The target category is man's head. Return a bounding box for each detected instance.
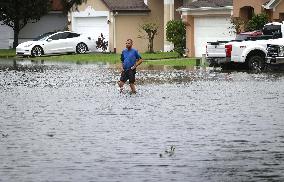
[125,39,133,49]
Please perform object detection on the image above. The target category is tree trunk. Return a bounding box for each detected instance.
[149,38,154,53]
[13,29,20,49]
[13,18,20,49]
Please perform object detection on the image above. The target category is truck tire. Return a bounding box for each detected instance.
[248,55,265,71]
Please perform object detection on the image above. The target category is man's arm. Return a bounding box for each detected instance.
[136,58,143,67]
[121,53,124,71]
[131,58,143,70]
[131,50,143,69]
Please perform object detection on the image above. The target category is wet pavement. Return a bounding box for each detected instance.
[0,60,284,182]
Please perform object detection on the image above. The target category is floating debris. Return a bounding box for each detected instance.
[160,145,176,157]
[46,133,55,137]
[2,133,9,138]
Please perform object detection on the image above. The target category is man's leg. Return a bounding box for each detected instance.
[118,81,125,92]
[129,69,136,94]
[119,70,127,93]
[129,83,136,94]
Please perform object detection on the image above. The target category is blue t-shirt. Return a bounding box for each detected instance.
[121,48,142,70]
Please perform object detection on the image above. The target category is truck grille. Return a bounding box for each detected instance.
[267,44,279,57]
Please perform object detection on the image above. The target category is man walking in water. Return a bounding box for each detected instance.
[118,39,143,94]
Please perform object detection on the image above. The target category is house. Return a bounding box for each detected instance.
[0,0,66,49]
[178,0,235,57]
[70,0,183,53]
[233,0,284,22]
[179,0,284,58]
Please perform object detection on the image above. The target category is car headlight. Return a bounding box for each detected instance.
[279,46,284,57]
[24,43,33,47]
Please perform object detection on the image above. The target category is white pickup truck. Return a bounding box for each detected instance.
[206,22,284,70]
[206,31,263,66]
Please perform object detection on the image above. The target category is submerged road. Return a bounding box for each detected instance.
[0,60,283,182]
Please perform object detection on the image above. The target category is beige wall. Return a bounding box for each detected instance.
[182,15,194,57]
[233,0,269,17]
[114,0,164,53]
[233,0,284,22]
[273,2,284,21]
[115,15,149,53]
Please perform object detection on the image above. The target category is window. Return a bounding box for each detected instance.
[49,32,70,40]
[33,32,55,41]
[67,33,80,38]
[263,25,281,35]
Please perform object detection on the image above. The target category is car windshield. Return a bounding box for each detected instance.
[33,32,55,41]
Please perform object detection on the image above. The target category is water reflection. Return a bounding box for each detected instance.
[0,59,46,72]
[0,59,284,182]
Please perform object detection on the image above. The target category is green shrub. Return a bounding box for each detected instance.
[166,20,186,56]
[245,13,269,31]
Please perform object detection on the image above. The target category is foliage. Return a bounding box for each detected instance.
[229,16,246,34]
[166,20,186,56]
[245,13,269,31]
[0,0,50,48]
[60,0,87,14]
[96,33,108,52]
[138,23,158,53]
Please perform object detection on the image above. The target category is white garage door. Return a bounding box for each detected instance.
[73,17,109,42]
[194,16,235,57]
[0,23,12,49]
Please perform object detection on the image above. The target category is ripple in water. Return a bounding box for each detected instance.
[0,60,284,182]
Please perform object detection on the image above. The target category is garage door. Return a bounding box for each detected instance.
[194,16,235,57]
[73,16,109,43]
[0,23,12,49]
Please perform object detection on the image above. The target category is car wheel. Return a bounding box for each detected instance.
[31,46,43,57]
[248,55,265,71]
[76,43,88,54]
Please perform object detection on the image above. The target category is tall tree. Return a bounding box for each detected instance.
[60,0,87,14]
[0,0,50,48]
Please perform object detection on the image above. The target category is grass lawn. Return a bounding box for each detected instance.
[31,52,182,63]
[0,49,16,58]
[0,49,197,66]
[35,53,121,64]
[144,58,197,67]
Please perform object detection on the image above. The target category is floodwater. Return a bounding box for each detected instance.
[0,59,283,182]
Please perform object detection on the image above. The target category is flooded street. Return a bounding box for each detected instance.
[0,60,284,182]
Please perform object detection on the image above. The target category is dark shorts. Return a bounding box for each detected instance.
[120,69,136,84]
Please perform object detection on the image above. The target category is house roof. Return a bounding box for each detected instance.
[102,0,150,12]
[180,0,233,9]
[262,0,282,9]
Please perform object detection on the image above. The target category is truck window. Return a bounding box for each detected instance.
[263,25,281,36]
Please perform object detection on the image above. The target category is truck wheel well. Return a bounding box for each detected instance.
[246,50,266,62]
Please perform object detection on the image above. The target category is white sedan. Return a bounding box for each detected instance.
[16,31,97,57]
